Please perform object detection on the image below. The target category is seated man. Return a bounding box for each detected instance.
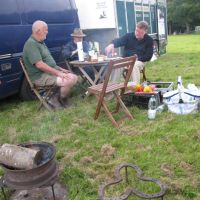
[105,21,153,84]
[62,28,95,81]
[23,20,78,109]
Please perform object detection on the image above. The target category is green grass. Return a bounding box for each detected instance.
[1,35,200,200]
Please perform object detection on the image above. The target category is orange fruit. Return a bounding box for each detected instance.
[135,84,141,92]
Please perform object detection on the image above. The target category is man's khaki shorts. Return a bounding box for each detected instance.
[33,73,57,87]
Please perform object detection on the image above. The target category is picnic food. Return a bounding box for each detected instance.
[149,84,156,90]
[143,85,153,92]
[134,84,156,92]
[135,84,144,92]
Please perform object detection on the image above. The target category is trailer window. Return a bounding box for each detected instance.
[24,0,76,24]
[0,0,20,25]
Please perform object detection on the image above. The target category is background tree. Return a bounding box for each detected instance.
[167,0,200,34]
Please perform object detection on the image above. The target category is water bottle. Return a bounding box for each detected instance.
[177,76,182,88]
[148,95,157,119]
[91,43,98,61]
[148,95,157,110]
[177,76,184,103]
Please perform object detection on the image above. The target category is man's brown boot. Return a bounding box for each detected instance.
[59,96,70,108]
[48,93,63,110]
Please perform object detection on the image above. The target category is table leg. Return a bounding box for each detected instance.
[79,67,95,85]
[93,66,106,84]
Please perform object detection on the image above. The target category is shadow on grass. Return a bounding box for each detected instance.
[0,94,25,111]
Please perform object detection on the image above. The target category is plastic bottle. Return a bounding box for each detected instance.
[177,76,182,88]
[177,76,184,103]
[148,95,157,119]
[87,42,94,61]
[94,41,100,55]
[91,42,98,61]
[148,95,157,110]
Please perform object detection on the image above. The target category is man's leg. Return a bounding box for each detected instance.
[57,73,78,105]
[131,61,145,84]
[34,74,63,109]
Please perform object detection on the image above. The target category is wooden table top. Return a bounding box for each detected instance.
[69,60,109,66]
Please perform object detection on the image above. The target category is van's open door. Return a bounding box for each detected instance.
[156,0,167,55]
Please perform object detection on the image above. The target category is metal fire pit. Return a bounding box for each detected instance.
[0,141,58,200]
[98,163,167,200]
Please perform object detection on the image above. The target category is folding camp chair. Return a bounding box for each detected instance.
[123,66,147,82]
[19,58,57,111]
[88,56,137,128]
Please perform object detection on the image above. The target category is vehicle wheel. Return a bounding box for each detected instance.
[19,78,36,100]
[153,40,159,57]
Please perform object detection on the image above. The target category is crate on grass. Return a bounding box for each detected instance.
[122,91,161,109]
[150,82,174,95]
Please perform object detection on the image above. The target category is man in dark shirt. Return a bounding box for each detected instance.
[62,28,95,80]
[105,21,153,84]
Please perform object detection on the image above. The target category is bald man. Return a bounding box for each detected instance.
[23,20,78,109]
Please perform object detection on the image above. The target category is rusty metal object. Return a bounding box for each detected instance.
[0,142,58,190]
[98,163,167,200]
[10,182,67,200]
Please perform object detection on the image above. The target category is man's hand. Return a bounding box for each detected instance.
[71,49,78,57]
[57,71,70,80]
[59,67,70,74]
[105,44,115,57]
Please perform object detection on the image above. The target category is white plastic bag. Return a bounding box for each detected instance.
[163,88,200,115]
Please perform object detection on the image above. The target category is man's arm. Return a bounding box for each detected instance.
[105,34,128,56]
[62,42,77,59]
[105,43,115,56]
[112,34,128,48]
[35,61,69,79]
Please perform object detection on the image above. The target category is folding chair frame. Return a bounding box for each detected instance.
[123,66,147,82]
[19,58,56,111]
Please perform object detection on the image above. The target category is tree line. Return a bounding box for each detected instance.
[167,0,200,34]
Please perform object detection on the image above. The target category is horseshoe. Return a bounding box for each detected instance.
[98,163,167,200]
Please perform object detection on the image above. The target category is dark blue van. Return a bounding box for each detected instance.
[0,0,79,100]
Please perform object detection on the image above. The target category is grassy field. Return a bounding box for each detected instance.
[1,34,200,200]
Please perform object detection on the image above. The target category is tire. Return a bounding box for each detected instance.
[19,78,37,100]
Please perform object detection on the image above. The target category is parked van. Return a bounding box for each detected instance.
[0,0,79,100]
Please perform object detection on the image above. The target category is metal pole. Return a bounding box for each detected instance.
[51,185,56,200]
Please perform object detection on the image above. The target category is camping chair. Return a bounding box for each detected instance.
[141,68,147,82]
[88,55,137,128]
[123,66,147,82]
[19,58,57,111]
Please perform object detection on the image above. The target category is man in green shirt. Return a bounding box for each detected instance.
[23,20,78,109]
